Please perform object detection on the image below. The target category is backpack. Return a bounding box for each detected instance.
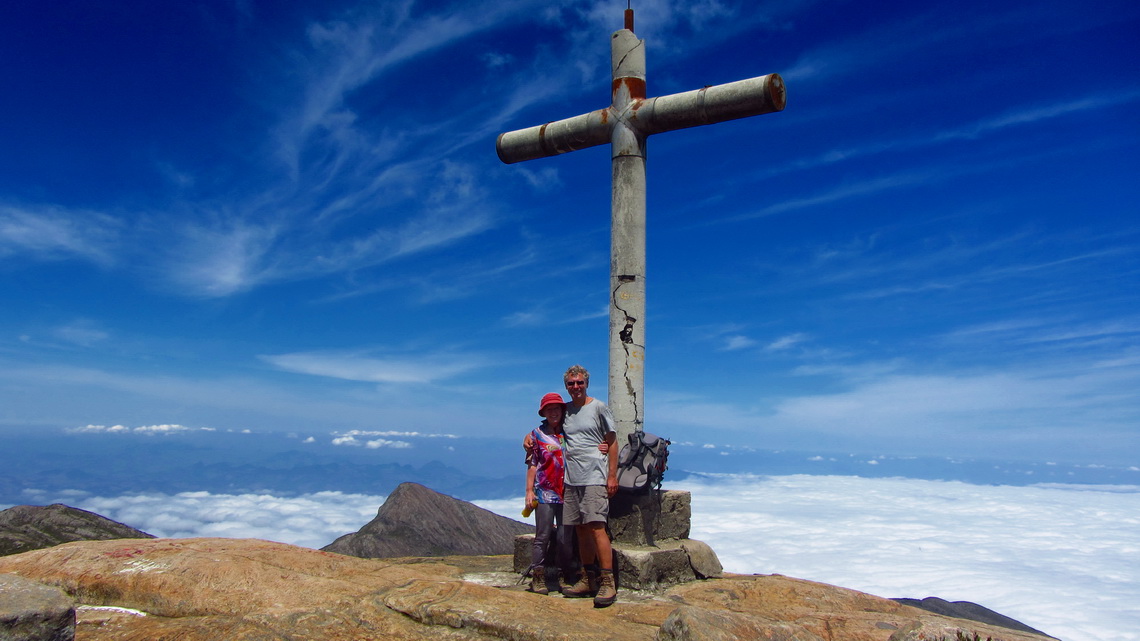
[616,430,670,494]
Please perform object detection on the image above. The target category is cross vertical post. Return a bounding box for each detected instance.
[497,10,786,447]
[609,22,647,442]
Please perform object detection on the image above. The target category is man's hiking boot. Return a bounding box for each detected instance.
[593,569,617,608]
[529,566,548,595]
[562,567,597,598]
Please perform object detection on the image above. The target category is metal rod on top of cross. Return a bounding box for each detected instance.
[496,7,786,447]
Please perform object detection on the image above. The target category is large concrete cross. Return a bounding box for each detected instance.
[497,10,785,445]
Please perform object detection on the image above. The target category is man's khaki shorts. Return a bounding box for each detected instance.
[563,484,609,525]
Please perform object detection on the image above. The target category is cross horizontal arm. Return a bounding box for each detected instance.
[496,109,612,165]
[635,73,785,136]
[495,73,785,165]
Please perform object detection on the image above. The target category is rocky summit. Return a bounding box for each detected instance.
[323,481,534,558]
[0,504,154,557]
[0,537,1058,641]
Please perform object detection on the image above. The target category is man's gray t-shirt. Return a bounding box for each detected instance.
[563,399,616,486]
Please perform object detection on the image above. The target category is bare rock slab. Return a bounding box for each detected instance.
[0,573,75,641]
[657,605,824,641]
[0,537,1059,641]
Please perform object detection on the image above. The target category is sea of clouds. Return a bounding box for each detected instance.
[27,475,1138,641]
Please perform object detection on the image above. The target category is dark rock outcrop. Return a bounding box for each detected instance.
[893,597,1057,638]
[322,482,533,558]
[0,504,154,557]
[0,573,75,641]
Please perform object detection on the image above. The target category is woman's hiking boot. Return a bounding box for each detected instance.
[562,566,597,598]
[593,569,617,608]
[529,566,548,595]
[557,568,573,593]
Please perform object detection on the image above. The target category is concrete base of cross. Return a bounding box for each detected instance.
[609,489,691,545]
[511,535,723,590]
[512,490,724,590]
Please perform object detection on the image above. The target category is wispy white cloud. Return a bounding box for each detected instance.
[277,0,541,172]
[651,391,769,431]
[768,364,1140,448]
[935,90,1140,141]
[65,424,217,436]
[717,170,939,224]
[49,320,111,348]
[162,162,500,299]
[0,205,121,266]
[502,310,545,327]
[261,349,486,384]
[0,362,405,430]
[3,2,541,301]
[503,302,610,328]
[947,317,1140,348]
[783,3,1127,84]
[330,434,412,449]
[846,246,1134,301]
[167,219,281,297]
[331,429,458,439]
[765,333,807,351]
[721,335,758,351]
[328,428,459,449]
[759,90,1140,181]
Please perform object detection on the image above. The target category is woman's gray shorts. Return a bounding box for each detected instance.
[563,484,609,525]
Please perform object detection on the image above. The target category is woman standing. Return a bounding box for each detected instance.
[524,392,573,594]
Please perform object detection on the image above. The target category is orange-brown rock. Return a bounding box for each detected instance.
[0,538,1056,641]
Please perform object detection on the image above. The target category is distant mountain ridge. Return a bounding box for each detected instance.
[894,597,1057,639]
[0,503,154,557]
[322,482,533,557]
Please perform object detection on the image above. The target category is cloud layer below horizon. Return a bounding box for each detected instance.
[20,474,1137,641]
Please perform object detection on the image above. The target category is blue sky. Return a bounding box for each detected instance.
[2,0,1138,466]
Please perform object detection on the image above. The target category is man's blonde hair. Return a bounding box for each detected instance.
[564,364,590,384]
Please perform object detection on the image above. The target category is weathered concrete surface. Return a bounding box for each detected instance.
[609,491,691,545]
[514,536,721,590]
[0,573,75,641]
[678,540,722,579]
[0,538,1056,641]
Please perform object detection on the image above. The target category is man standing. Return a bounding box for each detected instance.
[559,364,619,607]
